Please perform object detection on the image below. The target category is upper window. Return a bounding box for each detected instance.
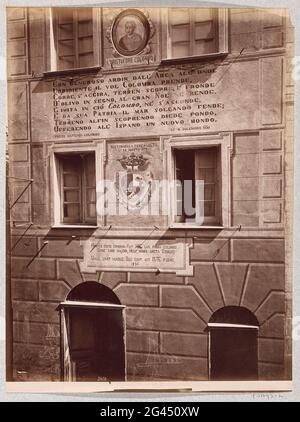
[169,8,218,58]
[163,8,228,61]
[49,7,100,72]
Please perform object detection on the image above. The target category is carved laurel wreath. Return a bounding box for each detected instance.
[105,8,156,58]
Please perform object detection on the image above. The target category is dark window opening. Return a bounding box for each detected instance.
[209,306,259,381]
[60,282,125,382]
[67,307,125,382]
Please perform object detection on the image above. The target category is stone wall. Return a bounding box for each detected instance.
[10,231,286,380]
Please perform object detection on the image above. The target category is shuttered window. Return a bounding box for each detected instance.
[169,8,218,58]
[195,147,220,222]
[59,153,96,225]
[174,147,221,225]
[53,7,95,70]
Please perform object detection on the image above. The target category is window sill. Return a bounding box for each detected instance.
[51,224,98,229]
[43,66,101,78]
[170,223,224,230]
[161,51,228,65]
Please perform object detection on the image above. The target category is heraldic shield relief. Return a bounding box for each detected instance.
[115,152,153,212]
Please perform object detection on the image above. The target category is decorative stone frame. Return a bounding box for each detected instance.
[105,8,156,58]
[49,140,105,228]
[160,133,232,229]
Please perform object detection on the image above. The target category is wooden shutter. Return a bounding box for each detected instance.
[76,8,94,68]
[7,8,29,77]
[193,8,218,55]
[60,153,96,225]
[169,8,218,58]
[56,8,75,70]
[55,7,94,70]
[61,309,72,381]
[169,8,191,58]
[174,151,184,222]
[195,147,220,224]
[83,153,96,223]
[61,155,82,223]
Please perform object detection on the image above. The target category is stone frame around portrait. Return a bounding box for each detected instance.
[111,9,151,57]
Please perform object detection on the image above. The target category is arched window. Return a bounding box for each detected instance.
[208,306,259,380]
[57,282,125,382]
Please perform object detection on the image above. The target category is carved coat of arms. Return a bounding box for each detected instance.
[115,152,153,212]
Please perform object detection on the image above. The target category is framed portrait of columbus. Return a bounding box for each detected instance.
[112,9,150,56]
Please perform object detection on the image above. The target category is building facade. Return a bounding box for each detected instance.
[7,6,294,382]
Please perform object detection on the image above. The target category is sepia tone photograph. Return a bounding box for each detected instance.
[5,3,294,391]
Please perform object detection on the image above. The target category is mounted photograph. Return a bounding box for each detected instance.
[5,5,294,391]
